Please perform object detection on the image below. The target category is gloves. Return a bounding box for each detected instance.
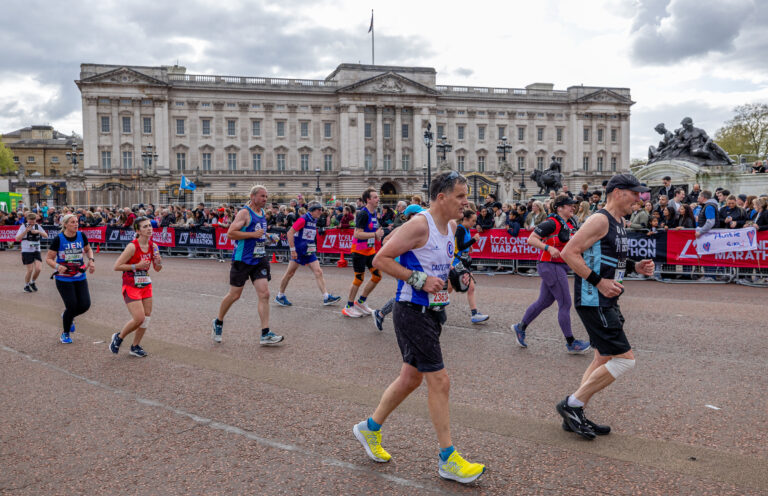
[449,261,474,292]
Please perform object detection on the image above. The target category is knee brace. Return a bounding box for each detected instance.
[353,272,365,286]
[604,357,635,379]
[139,315,150,331]
[369,268,382,283]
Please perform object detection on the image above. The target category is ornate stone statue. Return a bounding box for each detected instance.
[548,155,561,174]
[647,117,734,166]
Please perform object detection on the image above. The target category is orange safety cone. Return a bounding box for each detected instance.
[270,251,278,264]
[96,244,100,253]
[337,251,348,268]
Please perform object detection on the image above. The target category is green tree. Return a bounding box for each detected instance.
[714,103,768,157]
[0,135,16,174]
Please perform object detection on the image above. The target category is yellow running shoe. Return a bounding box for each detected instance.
[438,450,486,483]
[353,421,391,462]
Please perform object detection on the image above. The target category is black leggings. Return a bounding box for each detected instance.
[55,279,91,333]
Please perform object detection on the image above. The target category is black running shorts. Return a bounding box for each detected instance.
[22,252,42,265]
[229,258,271,287]
[352,253,375,273]
[575,304,631,356]
[392,301,447,373]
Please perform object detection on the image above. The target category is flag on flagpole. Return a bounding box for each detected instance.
[368,10,373,33]
[180,175,197,191]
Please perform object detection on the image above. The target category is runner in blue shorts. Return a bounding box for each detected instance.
[275,202,341,306]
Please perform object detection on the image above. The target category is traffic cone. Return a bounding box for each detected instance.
[270,252,278,264]
[337,251,348,268]
[96,244,100,253]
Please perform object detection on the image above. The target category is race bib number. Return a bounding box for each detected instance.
[63,248,82,262]
[253,241,266,257]
[429,290,450,307]
[302,229,316,241]
[306,243,316,254]
[28,241,40,250]
[134,270,151,288]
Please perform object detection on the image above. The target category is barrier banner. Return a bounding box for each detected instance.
[174,227,215,248]
[106,226,139,245]
[0,225,22,241]
[214,227,291,251]
[695,227,757,255]
[152,227,176,247]
[468,229,541,260]
[0,225,107,243]
[79,226,107,243]
[215,226,236,250]
[666,230,768,268]
[316,228,382,254]
[626,230,667,263]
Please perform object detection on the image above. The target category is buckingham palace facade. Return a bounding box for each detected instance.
[74,62,632,206]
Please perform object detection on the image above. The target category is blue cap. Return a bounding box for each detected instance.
[404,204,424,217]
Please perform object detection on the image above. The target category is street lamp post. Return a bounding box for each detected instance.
[421,166,428,194]
[315,168,322,197]
[141,143,159,173]
[65,142,83,173]
[496,136,512,162]
[423,123,434,193]
[436,135,452,163]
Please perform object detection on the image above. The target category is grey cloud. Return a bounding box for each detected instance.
[0,0,431,131]
[453,68,474,77]
[629,0,755,64]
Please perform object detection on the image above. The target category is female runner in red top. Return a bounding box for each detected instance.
[109,217,162,357]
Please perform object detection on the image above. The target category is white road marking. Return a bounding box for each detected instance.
[705,404,721,410]
[1,344,454,494]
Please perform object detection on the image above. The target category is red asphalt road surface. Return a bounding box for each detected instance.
[1,251,766,495]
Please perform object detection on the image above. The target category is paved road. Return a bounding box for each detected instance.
[1,251,766,495]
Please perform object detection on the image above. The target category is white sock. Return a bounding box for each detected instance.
[567,394,584,408]
[277,292,284,298]
[31,279,35,283]
[323,292,329,299]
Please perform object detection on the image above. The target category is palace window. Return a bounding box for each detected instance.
[300,154,309,171]
[498,126,506,140]
[123,151,133,170]
[517,156,526,171]
[276,121,285,138]
[383,123,391,139]
[611,128,617,142]
[364,122,372,139]
[100,116,110,133]
[383,154,391,170]
[457,155,465,172]
[176,119,185,135]
[365,154,373,170]
[143,117,152,134]
[478,156,485,172]
[402,123,409,139]
[227,120,236,137]
[101,151,111,171]
[300,121,309,138]
[228,152,237,171]
[583,127,590,142]
[175,152,184,171]
[324,154,333,171]
[537,156,544,170]
[477,126,485,141]
[202,119,211,136]
[324,122,332,138]
[537,127,544,141]
[401,154,410,170]
[556,127,563,142]
[583,155,590,171]
[276,153,286,171]
[252,153,262,171]
[122,116,131,133]
[597,128,604,143]
[517,126,525,141]
[252,120,261,137]
[457,125,465,140]
[202,153,212,171]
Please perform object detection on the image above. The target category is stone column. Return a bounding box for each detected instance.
[358,106,365,172]
[339,104,349,170]
[83,97,98,172]
[111,99,120,172]
[620,113,630,172]
[154,99,169,173]
[412,107,422,172]
[570,111,583,176]
[375,105,383,170]
[395,105,402,172]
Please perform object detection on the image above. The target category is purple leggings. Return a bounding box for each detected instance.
[521,262,572,338]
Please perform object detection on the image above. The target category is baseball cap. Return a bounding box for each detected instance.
[605,174,650,194]
[554,196,579,208]
[404,204,424,217]
[308,202,323,212]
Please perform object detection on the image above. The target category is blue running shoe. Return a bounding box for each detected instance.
[60,332,72,344]
[323,294,341,306]
[566,339,591,354]
[513,323,527,348]
[471,312,490,324]
[373,309,384,331]
[110,332,123,354]
[211,318,223,343]
[274,295,292,307]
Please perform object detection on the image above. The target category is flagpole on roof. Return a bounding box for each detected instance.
[369,9,374,65]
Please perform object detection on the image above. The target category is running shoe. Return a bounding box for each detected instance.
[556,397,596,440]
[354,301,373,315]
[260,331,284,346]
[437,451,486,484]
[109,332,123,354]
[562,415,611,435]
[323,294,342,306]
[129,345,148,358]
[471,312,490,324]
[274,295,292,307]
[342,305,363,318]
[373,309,385,331]
[353,421,391,462]
[60,332,72,344]
[29,282,38,292]
[566,339,591,354]
[211,318,223,343]
[513,323,527,348]
[24,284,32,293]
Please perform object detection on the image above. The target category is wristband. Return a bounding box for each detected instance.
[89,257,95,262]
[55,263,60,271]
[132,264,136,272]
[406,270,428,290]
[543,245,549,252]
[586,270,602,286]
[290,248,297,252]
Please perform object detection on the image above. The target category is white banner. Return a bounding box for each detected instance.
[696,227,758,255]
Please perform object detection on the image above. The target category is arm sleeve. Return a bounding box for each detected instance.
[49,235,60,252]
[82,235,90,249]
[454,226,476,251]
[354,211,369,232]
[533,219,557,238]
[291,217,306,231]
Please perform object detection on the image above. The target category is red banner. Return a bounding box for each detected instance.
[316,228,383,254]
[0,225,107,243]
[215,226,237,250]
[79,226,106,243]
[0,225,21,242]
[468,229,542,260]
[151,227,176,247]
[666,229,768,268]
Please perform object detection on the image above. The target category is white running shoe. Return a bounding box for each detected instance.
[354,301,373,315]
[342,305,363,318]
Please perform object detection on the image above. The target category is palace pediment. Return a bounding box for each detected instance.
[336,72,440,96]
[574,88,633,105]
[79,67,168,87]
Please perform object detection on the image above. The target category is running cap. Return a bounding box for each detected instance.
[404,204,424,217]
[308,202,323,212]
[554,196,579,208]
[605,173,650,194]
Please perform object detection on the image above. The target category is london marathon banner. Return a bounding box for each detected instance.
[174,227,216,248]
[214,227,292,251]
[666,229,768,268]
[0,225,106,243]
[468,229,541,260]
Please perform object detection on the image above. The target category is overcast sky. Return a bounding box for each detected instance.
[1,0,767,159]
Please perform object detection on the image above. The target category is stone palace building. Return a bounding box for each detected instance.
[74,62,633,206]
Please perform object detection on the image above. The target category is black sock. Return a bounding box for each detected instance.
[215,318,223,326]
[261,328,270,337]
[519,322,527,331]
[566,336,575,345]
[471,309,478,316]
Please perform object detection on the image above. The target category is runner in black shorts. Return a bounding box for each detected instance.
[558,174,655,440]
[352,171,486,484]
[16,212,47,292]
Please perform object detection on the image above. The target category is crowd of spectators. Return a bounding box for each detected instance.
[2,175,767,236]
